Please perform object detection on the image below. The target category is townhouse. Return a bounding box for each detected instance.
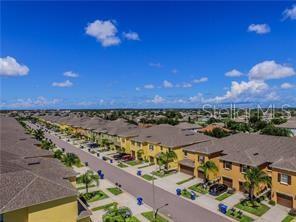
[182,133,296,208]
[0,117,91,222]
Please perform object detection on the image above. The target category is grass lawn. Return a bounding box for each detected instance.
[181,189,197,199]
[126,160,143,166]
[107,187,122,195]
[151,170,175,178]
[188,184,208,194]
[82,190,109,202]
[215,192,233,201]
[176,177,194,185]
[138,163,154,169]
[235,201,270,217]
[142,174,157,181]
[226,210,254,222]
[282,215,296,222]
[91,202,118,211]
[141,211,168,222]
[126,216,141,222]
[117,162,128,168]
[77,184,96,190]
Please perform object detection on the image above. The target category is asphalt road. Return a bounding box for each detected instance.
[31,123,230,222]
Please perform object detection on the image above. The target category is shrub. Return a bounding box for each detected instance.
[289,209,296,216]
[268,200,276,206]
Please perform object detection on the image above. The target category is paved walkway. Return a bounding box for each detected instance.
[31,123,230,222]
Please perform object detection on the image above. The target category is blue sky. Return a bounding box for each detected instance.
[1,1,296,109]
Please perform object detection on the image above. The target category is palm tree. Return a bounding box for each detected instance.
[80,170,99,193]
[198,160,218,184]
[54,149,64,160]
[157,150,177,171]
[34,129,44,141]
[63,153,81,167]
[244,167,271,201]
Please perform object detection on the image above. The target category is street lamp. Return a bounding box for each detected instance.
[154,203,169,220]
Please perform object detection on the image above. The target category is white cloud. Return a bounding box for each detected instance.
[283,5,296,20]
[281,82,295,89]
[0,56,29,76]
[192,77,208,83]
[52,80,73,88]
[0,96,61,108]
[64,71,79,78]
[171,69,178,74]
[248,24,270,34]
[149,95,165,104]
[85,20,121,47]
[135,87,141,91]
[189,93,204,103]
[163,80,173,88]
[149,62,162,68]
[210,80,269,102]
[182,83,192,88]
[225,69,244,77]
[144,84,155,89]
[249,60,295,80]
[123,31,140,41]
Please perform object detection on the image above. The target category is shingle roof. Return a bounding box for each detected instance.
[176,122,202,130]
[0,117,77,214]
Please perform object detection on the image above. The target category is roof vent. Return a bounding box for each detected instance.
[185,133,194,136]
[28,160,41,165]
[253,153,259,156]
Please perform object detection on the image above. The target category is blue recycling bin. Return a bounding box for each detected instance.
[176,188,181,196]
[100,173,104,179]
[137,170,142,176]
[218,203,228,214]
[97,170,102,176]
[137,197,143,205]
[110,159,113,164]
[190,191,196,200]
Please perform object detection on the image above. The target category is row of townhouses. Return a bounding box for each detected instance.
[0,117,92,222]
[39,113,296,209]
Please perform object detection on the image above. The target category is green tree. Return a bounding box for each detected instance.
[33,129,44,141]
[198,160,218,183]
[63,153,81,167]
[204,127,230,138]
[54,149,64,160]
[103,206,133,222]
[80,170,99,193]
[41,139,55,150]
[157,150,177,170]
[261,125,292,137]
[244,167,271,201]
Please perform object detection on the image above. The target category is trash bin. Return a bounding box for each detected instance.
[190,191,196,200]
[176,188,181,196]
[137,197,143,205]
[84,162,88,166]
[218,203,228,214]
[97,170,102,176]
[137,170,142,176]
[100,173,104,179]
[96,153,100,157]
[110,159,113,164]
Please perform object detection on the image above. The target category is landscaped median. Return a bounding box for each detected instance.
[188,183,208,194]
[226,209,254,222]
[176,177,194,185]
[107,187,123,195]
[141,211,168,222]
[215,192,233,201]
[126,160,143,166]
[117,162,128,168]
[151,170,175,178]
[92,202,118,211]
[142,174,157,181]
[81,190,109,202]
[235,200,270,217]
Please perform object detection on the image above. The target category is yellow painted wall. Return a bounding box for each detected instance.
[271,169,296,208]
[4,208,28,222]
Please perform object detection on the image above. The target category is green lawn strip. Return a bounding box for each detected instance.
[107,187,123,195]
[151,170,174,178]
[126,216,141,222]
[188,184,208,194]
[235,201,270,217]
[77,184,96,190]
[138,163,154,169]
[117,162,128,168]
[126,160,143,166]
[141,211,168,222]
[91,202,118,211]
[215,192,233,201]
[176,177,194,185]
[181,189,197,199]
[282,215,296,222]
[226,210,254,222]
[82,190,109,203]
[142,174,157,181]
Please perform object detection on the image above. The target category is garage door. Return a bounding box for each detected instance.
[180,165,194,176]
[198,170,205,179]
[223,177,233,188]
[277,193,293,208]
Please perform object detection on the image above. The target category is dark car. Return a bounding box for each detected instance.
[122,155,134,162]
[113,153,126,160]
[209,184,228,196]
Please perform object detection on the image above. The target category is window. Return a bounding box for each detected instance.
[198,155,205,164]
[149,144,154,151]
[223,161,232,170]
[279,173,290,185]
[240,164,248,173]
[184,151,188,157]
[137,142,141,147]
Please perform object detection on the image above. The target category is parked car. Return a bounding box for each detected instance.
[121,155,134,162]
[112,153,126,160]
[209,184,228,196]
